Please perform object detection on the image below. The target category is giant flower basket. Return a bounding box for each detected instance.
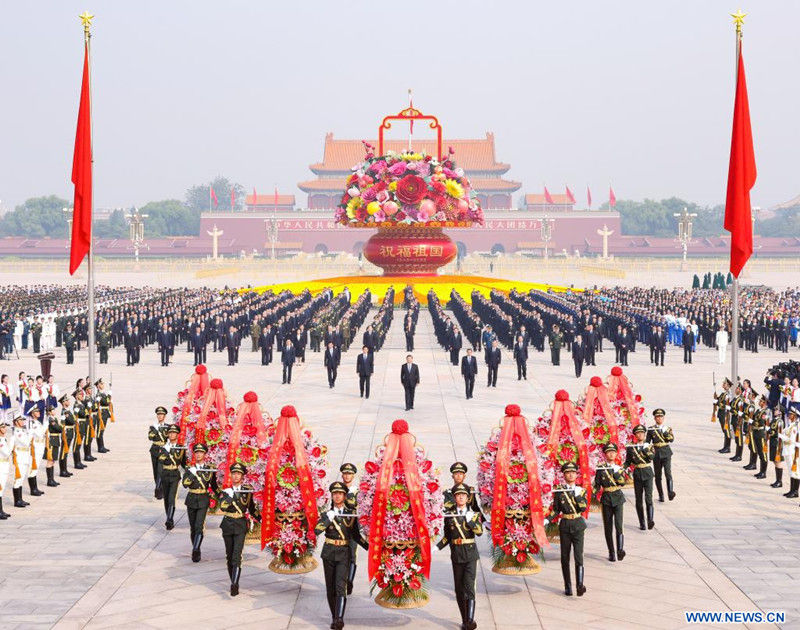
[260,405,329,574]
[357,419,443,609]
[577,376,629,473]
[194,378,236,513]
[171,364,211,451]
[222,392,272,542]
[476,404,548,575]
[606,366,646,435]
[534,390,594,533]
[334,107,484,276]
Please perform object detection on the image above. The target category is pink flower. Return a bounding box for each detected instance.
[388,162,407,176]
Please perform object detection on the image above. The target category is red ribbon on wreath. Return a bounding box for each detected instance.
[261,405,318,550]
[583,377,622,461]
[223,391,269,486]
[367,419,431,581]
[491,404,549,549]
[607,366,641,427]
[547,390,592,514]
[178,364,210,445]
[194,378,228,456]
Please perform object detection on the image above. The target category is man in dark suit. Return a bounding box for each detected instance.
[226,325,241,366]
[404,315,415,351]
[584,324,597,366]
[259,324,275,366]
[192,325,207,366]
[157,324,175,367]
[356,345,374,398]
[449,329,462,366]
[282,339,296,384]
[513,334,528,380]
[572,333,585,378]
[400,354,419,411]
[486,340,501,388]
[324,341,340,388]
[362,325,375,356]
[653,325,666,366]
[682,325,694,364]
[460,348,478,399]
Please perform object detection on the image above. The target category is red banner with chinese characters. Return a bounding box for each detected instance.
[583,378,622,459]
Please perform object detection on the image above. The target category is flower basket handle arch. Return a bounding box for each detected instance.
[378,106,442,160]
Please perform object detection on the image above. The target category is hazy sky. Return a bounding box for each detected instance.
[2,1,798,213]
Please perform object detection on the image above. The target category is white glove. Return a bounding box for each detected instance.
[224,488,234,497]
[188,466,197,475]
[465,510,475,520]
[326,510,336,521]
[543,518,550,526]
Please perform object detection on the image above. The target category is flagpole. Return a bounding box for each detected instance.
[730,9,745,385]
[81,12,97,388]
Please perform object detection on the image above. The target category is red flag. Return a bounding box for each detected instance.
[210,187,218,207]
[587,186,592,208]
[274,186,279,209]
[565,185,575,204]
[724,47,757,278]
[408,88,414,134]
[230,188,235,210]
[543,186,554,205]
[609,186,616,207]
[69,42,92,275]
[252,187,257,204]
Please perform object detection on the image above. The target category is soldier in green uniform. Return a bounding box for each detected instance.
[72,388,89,469]
[437,483,483,630]
[769,409,786,488]
[339,462,359,595]
[94,378,112,453]
[31,318,42,353]
[148,406,169,499]
[445,462,485,523]
[314,480,368,629]
[594,443,628,562]
[44,404,63,487]
[729,383,746,462]
[714,377,733,453]
[182,443,218,562]
[58,394,75,478]
[743,389,760,471]
[63,324,76,365]
[548,324,563,366]
[549,462,588,596]
[752,396,771,479]
[97,327,110,365]
[647,409,676,502]
[157,424,187,530]
[624,424,655,530]
[81,384,97,462]
[219,462,260,596]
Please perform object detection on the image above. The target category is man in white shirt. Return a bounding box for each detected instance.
[715,327,729,364]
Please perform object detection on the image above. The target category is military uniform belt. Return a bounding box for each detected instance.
[634,463,650,468]
[223,512,244,519]
[561,513,581,519]
[653,442,668,447]
[451,538,475,545]
[162,465,178,470]
[325,538,349,546]
[152,441,165,446]
[188,488,207,494]
[100,406,110,409]
[603,485,623,492]
[0,457,9,463]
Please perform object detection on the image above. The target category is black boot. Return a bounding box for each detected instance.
[347,562,356,596]
[28,477,44,496]
[455,593,466,627]
[784,478,799,499]
[667,478,676,501]
[98,435,110,453]
[59,459,71,478]
[718,436,731,453]
[155,481,163,500]
[327,593,335,628]
[74,451,86,469]
[230,566,241,596]
[84,443,96,462]
[616,533,626,561]
[771,468,783,488]
[46,467,59,487]
[192,534,203,562]
[575,564,586,596]
[331,595,345,629]
[13,487,28,508]
[636,505,646,530]
[656,479,664,503]
[730,444,742,462]
[464,598,476,630]
[0,498,9,519]
[755,460,767,479]
[647,504,655,530]
[562,562,573,596]
[743,452,757,470]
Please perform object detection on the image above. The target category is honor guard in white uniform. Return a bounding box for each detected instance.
[12,413,33,507]
[0,419,13,519]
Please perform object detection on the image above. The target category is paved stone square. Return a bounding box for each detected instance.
[1,305,798,629]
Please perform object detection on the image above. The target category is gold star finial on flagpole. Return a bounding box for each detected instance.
[731,9,746,33]
[79,11,94,34]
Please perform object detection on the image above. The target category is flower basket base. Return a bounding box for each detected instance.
[546,532,560,545]
[268,554,318,575]
[492,555,541,576]
[244,528,263,545]
[375,587,429,609]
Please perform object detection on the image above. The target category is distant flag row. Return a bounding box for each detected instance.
[541,185,616,208]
